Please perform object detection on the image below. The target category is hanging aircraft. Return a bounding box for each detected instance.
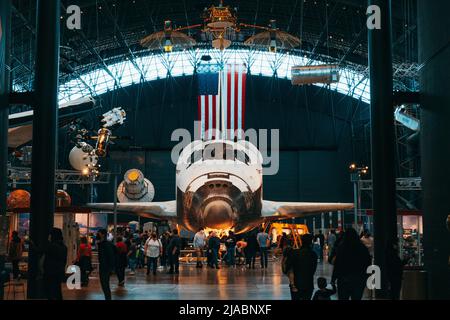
[88,139,353,234]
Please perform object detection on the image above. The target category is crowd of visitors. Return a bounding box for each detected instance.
[2,223,405,301]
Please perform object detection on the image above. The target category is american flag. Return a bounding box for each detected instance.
[198,64,247,141]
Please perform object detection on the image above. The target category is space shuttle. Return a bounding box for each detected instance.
[88,139,353,234]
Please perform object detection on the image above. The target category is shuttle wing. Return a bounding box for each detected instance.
[261,200,354,220]
[87,201,177,220]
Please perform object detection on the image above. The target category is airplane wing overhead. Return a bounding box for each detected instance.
[262,200,354,220]
[87,201,177,220]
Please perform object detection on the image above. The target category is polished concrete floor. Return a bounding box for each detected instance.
[61,259,335,300]
[4,258,337,300]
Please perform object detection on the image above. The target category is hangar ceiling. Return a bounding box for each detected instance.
[9,0,419,109]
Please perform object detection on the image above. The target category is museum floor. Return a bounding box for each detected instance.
[5,259,338,300]
[64,261,334,300]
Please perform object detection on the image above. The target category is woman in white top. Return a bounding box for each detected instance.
[144,233,162,275]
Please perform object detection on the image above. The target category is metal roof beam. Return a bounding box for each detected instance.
[60,4,121,88]
[100,0,146,81]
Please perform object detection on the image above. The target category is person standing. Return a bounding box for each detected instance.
[314,230,325,262]
[115,236,128,287]
[332,228,371,300]
[235,239,247,265]
[193,228,206,268]
[29,228,68,300]
[144,233,162,275]
[77,236,92,286]
[97,229,116,300]
[244,232,258,269]
[208,231,221,269]
[206,231,213,267]
[137,236,146,269]
[8,231,23,279]
[278,232,289,251]
[167,229,181,274]
[284,234,318,300]
[127,238,138,275]
[313,236,322,262]
[328,230,344,265]
[257,228,270,269]
[160,232,170,269]
[327,230,337,259]
[225,231,237,267]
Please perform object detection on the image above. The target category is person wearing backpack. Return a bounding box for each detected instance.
[144,233,162,275]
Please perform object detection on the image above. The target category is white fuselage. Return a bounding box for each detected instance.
[175,140,264,233]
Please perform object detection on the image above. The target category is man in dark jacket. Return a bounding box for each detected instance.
[244,232,258,269]
[38,228,68,300]
[97,229,116,300]
[167,229,182,274]
[331,228,371,300]
[225,231,237,266]
[208,231,221,269]
[285,234,318,300]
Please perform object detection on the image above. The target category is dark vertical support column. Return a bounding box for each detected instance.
[0,0,11,216]
[368,0,397,298]
[0,0,11,269]
[27,0,60,299]
[418,0,450,300]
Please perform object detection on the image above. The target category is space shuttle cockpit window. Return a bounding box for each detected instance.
[189,149,203,165]
[203,142,234,161]
[234,150,250,165]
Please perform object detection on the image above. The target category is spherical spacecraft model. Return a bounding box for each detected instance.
[69,143,98,171]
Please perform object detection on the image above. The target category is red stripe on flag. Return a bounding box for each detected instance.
[242,71,246,130]
[234,69,239,140]
[197,96,201,138]
[204,96,209,139]
[227,68,232,140]
[213,96,217,139]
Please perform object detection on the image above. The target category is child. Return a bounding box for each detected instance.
[312,277,337,300]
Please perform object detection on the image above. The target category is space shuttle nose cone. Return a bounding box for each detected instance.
[203,200,234,230]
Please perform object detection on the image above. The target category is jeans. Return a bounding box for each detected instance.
[147,256,158,275]
[129,258,137,272]
[160,252,167,267]
[195,248,204,265]
[210,249,219,268]
[259,247,269,268]
[169,254,179,273]
[116,266,125,284]
[226,247,236,266]
[99,271,111,300]
[245,252,256,268]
